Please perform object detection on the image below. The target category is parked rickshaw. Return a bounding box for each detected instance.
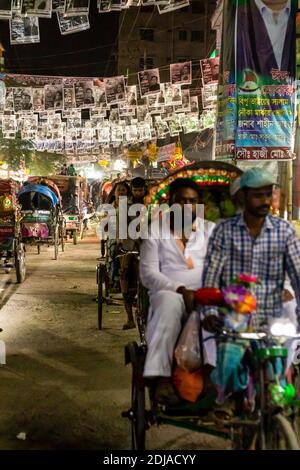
[0,179,26,283]
[18,183,62,260]
[44,176,88,245]
[28,177,65,254]
[122,161,300,450]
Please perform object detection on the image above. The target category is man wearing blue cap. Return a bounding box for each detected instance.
[202,167,300,329]
[201,168,300,411]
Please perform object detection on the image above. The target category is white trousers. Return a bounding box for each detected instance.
[143,290,216,377]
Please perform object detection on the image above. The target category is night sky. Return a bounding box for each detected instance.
[0,4,120,77]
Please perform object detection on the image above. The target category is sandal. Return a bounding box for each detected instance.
[122,321,136,330]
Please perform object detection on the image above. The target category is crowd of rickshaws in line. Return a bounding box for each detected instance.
[93,161,300,451]
[0,175,89,283]
[2,161,300,451]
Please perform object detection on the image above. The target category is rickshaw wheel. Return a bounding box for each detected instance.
[126,342,146,451]
[15,243,26,284]
[73,230,77,245]
[60,221,65,252]
[265,413,300,450]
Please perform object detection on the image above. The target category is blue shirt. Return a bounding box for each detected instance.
[202,214,300,326]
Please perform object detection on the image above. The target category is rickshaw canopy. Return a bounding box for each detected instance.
[18,184,59,207]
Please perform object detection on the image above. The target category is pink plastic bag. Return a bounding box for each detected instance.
[174,311,202,372]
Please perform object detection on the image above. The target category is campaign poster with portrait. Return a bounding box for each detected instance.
[10,14,40,44]
[57,11,90,35]
[190,95,199,113]
[44,84,63,110]
[11,0,22,13]
[0,0,12,19]
[32,87,45,111]
[138,68,161,98]
[93,80,107,109]
[98,0,111,12]
[200,58,220,85]
[13,87,33,112]
[235,0,296,160]
[158,0,189,14]
[64,0,89,16]
[26,0,52,18]
[174,88,190,112]
[104,76,126,105]
[170,61,192,85]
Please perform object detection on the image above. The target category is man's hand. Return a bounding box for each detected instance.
[283,289,294,302]
[202,314,224,333]
[176,286,195,314]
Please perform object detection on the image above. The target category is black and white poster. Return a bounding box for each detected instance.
[109,106,119,123]
[64,0,89,16]
[32,87,45,111]
[158,0,189,14]
[0,0,12,19]
[27,0,52,18]
[52,0,65,10]
[57,11,90,35]
[44,84,63,110]
[103,76,126,105]
[10,15,40,44]
[125,85,137,107]
[138,68,161,98]
[63,85,76,110]
[190,95,199,113]
[200,57,220,85]
[93,81,107,109]
[174,88,190,112]
[110,0,121,10]
[164,83,182,106]
[11,0,22,13]
[74,80,95,108]
[98,0,111,12]
[201,83,218,109]
[170,61,192,85]
[13,87,33,112]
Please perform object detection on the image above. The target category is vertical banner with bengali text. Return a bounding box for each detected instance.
[216,0,297,161]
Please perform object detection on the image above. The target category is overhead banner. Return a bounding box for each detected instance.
[216,0,297,161]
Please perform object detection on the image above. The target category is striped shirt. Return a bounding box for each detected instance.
[202,214,300,326]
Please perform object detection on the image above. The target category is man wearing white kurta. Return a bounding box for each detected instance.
[139,178,215,404]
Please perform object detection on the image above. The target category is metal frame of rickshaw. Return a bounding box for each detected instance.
[18,183,63,260]
[43,175,88,245]
[120,160,300,451]
[0,178,26,283]
[95,178,161,330]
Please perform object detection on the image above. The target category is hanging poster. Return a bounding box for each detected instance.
[57,11,90,35]
[104,76,126,105]
[26,0,52,18]
[64,0,89,16]
[10,15,40,44]
[235,0,296,160]
[200,57,220,85]
[138,68,161,97]
[44,84,63,110]
[158,0,189,14]
[0,0,12,19]
[170,61,192,85]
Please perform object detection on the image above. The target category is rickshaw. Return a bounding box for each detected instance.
[18,183,62,260]
[95,177,161,330]
[28,177,65,254]
[44,176,88,245]
[121,161,300,450]
[0,179,26,283]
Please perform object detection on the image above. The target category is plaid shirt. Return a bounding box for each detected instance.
[202,214,300,326]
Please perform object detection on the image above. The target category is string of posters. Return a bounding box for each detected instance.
[0,58,219,157]
[0,0,191,42]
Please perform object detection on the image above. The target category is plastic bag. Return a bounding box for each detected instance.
[173,365,204,403]
[174,311,202,372]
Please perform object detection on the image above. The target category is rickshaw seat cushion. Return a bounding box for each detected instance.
[21,222,49,238]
